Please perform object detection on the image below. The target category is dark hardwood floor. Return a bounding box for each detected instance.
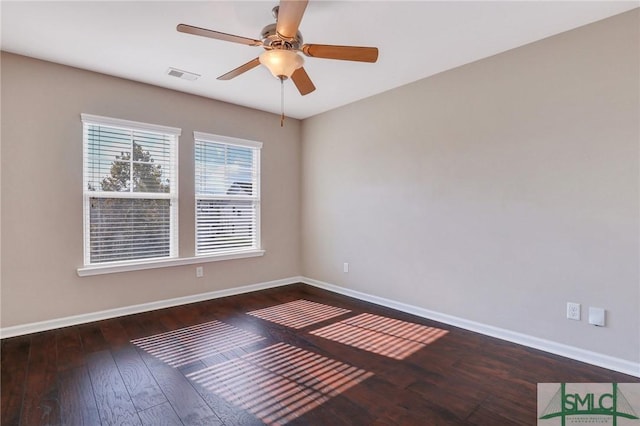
[2,283,638,425]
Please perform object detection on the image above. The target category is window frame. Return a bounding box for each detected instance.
[194,131,263,257]
[81,113,181,267]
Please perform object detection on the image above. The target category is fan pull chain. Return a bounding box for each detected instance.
[280,76,285,127]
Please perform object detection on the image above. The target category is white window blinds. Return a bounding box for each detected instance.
[82,114,180,265]
[194,132,261,255]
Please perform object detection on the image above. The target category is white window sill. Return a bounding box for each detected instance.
[77,249,265,277]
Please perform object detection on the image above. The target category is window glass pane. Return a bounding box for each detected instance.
[132,132,173,193]
[227,145,254,195]
[195,142,254,196]
[195,142,225,195]
[132,132,170,161]
[98,161,131,192]
[89,198,171,263]
[194,135,260,256]
[86,125,131,192]
[196,199,255,253]
[133,162,170,193]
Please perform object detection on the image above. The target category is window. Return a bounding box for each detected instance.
[82,114,180,265]
[194,132,261,256]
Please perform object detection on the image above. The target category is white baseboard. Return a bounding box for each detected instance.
[0,276,302,339]
[2,275,638,378]
[301,277,640,378]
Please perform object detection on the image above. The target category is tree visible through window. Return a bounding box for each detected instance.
[82,114,180,265]
[97,143,170,193]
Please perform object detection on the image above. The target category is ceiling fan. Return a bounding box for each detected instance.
[177,0,379,97]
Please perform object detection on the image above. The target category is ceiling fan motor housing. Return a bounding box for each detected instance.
[261,23,303,50]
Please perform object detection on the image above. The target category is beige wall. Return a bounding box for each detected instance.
[1,52,301,327]
[302,10,639,362]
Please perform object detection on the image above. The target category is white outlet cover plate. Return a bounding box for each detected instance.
[567,302,581,320]
[588,307,605,326]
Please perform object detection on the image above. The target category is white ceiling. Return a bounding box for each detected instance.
[2,1,637,120]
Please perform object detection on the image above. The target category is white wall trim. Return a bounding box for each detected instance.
[0,276,302,339]
[301,277,640,378]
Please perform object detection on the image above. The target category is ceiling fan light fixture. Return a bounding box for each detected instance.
[259,49,304,79]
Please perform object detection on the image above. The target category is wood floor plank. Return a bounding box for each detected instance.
[165,303,204,328]
[406,380,484,421]
[119,315,148,341]
[466,403,531,425]
[99,319,132,348]
[78,324,109,353]
[86,350,142,426]
[58,367,100,425]
[1,336,31,426]
[137,311,173,337]
[138,401,182,426]
[344,375,463,425]
[476,392,536,425]
[138,347,223,426]
[186,379,264,426]
[155,309,186,333]
[372,405,462,426]
[20,332,60,426]
[56,327,85,371]
[290,393,376,426]
[111,345,167,411]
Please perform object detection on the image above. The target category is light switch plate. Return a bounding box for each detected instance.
[588,307,605,327]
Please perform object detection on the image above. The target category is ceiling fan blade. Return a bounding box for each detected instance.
[217,58,261,80]
[276,0,308,40]
[291,67,316,96]
[177,24,262,47]
[302,44,379,63]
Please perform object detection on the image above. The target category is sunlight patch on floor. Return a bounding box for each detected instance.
[310,313,449,360]
[246,299,351,329]
[186,342,372,425]
[131,320,265,367]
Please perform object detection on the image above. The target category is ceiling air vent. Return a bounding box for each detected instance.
[166,67,200,81]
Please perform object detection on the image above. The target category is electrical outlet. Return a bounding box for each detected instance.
[196,266,203,278]
[566,302,580,320]
[343,263,349,273]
